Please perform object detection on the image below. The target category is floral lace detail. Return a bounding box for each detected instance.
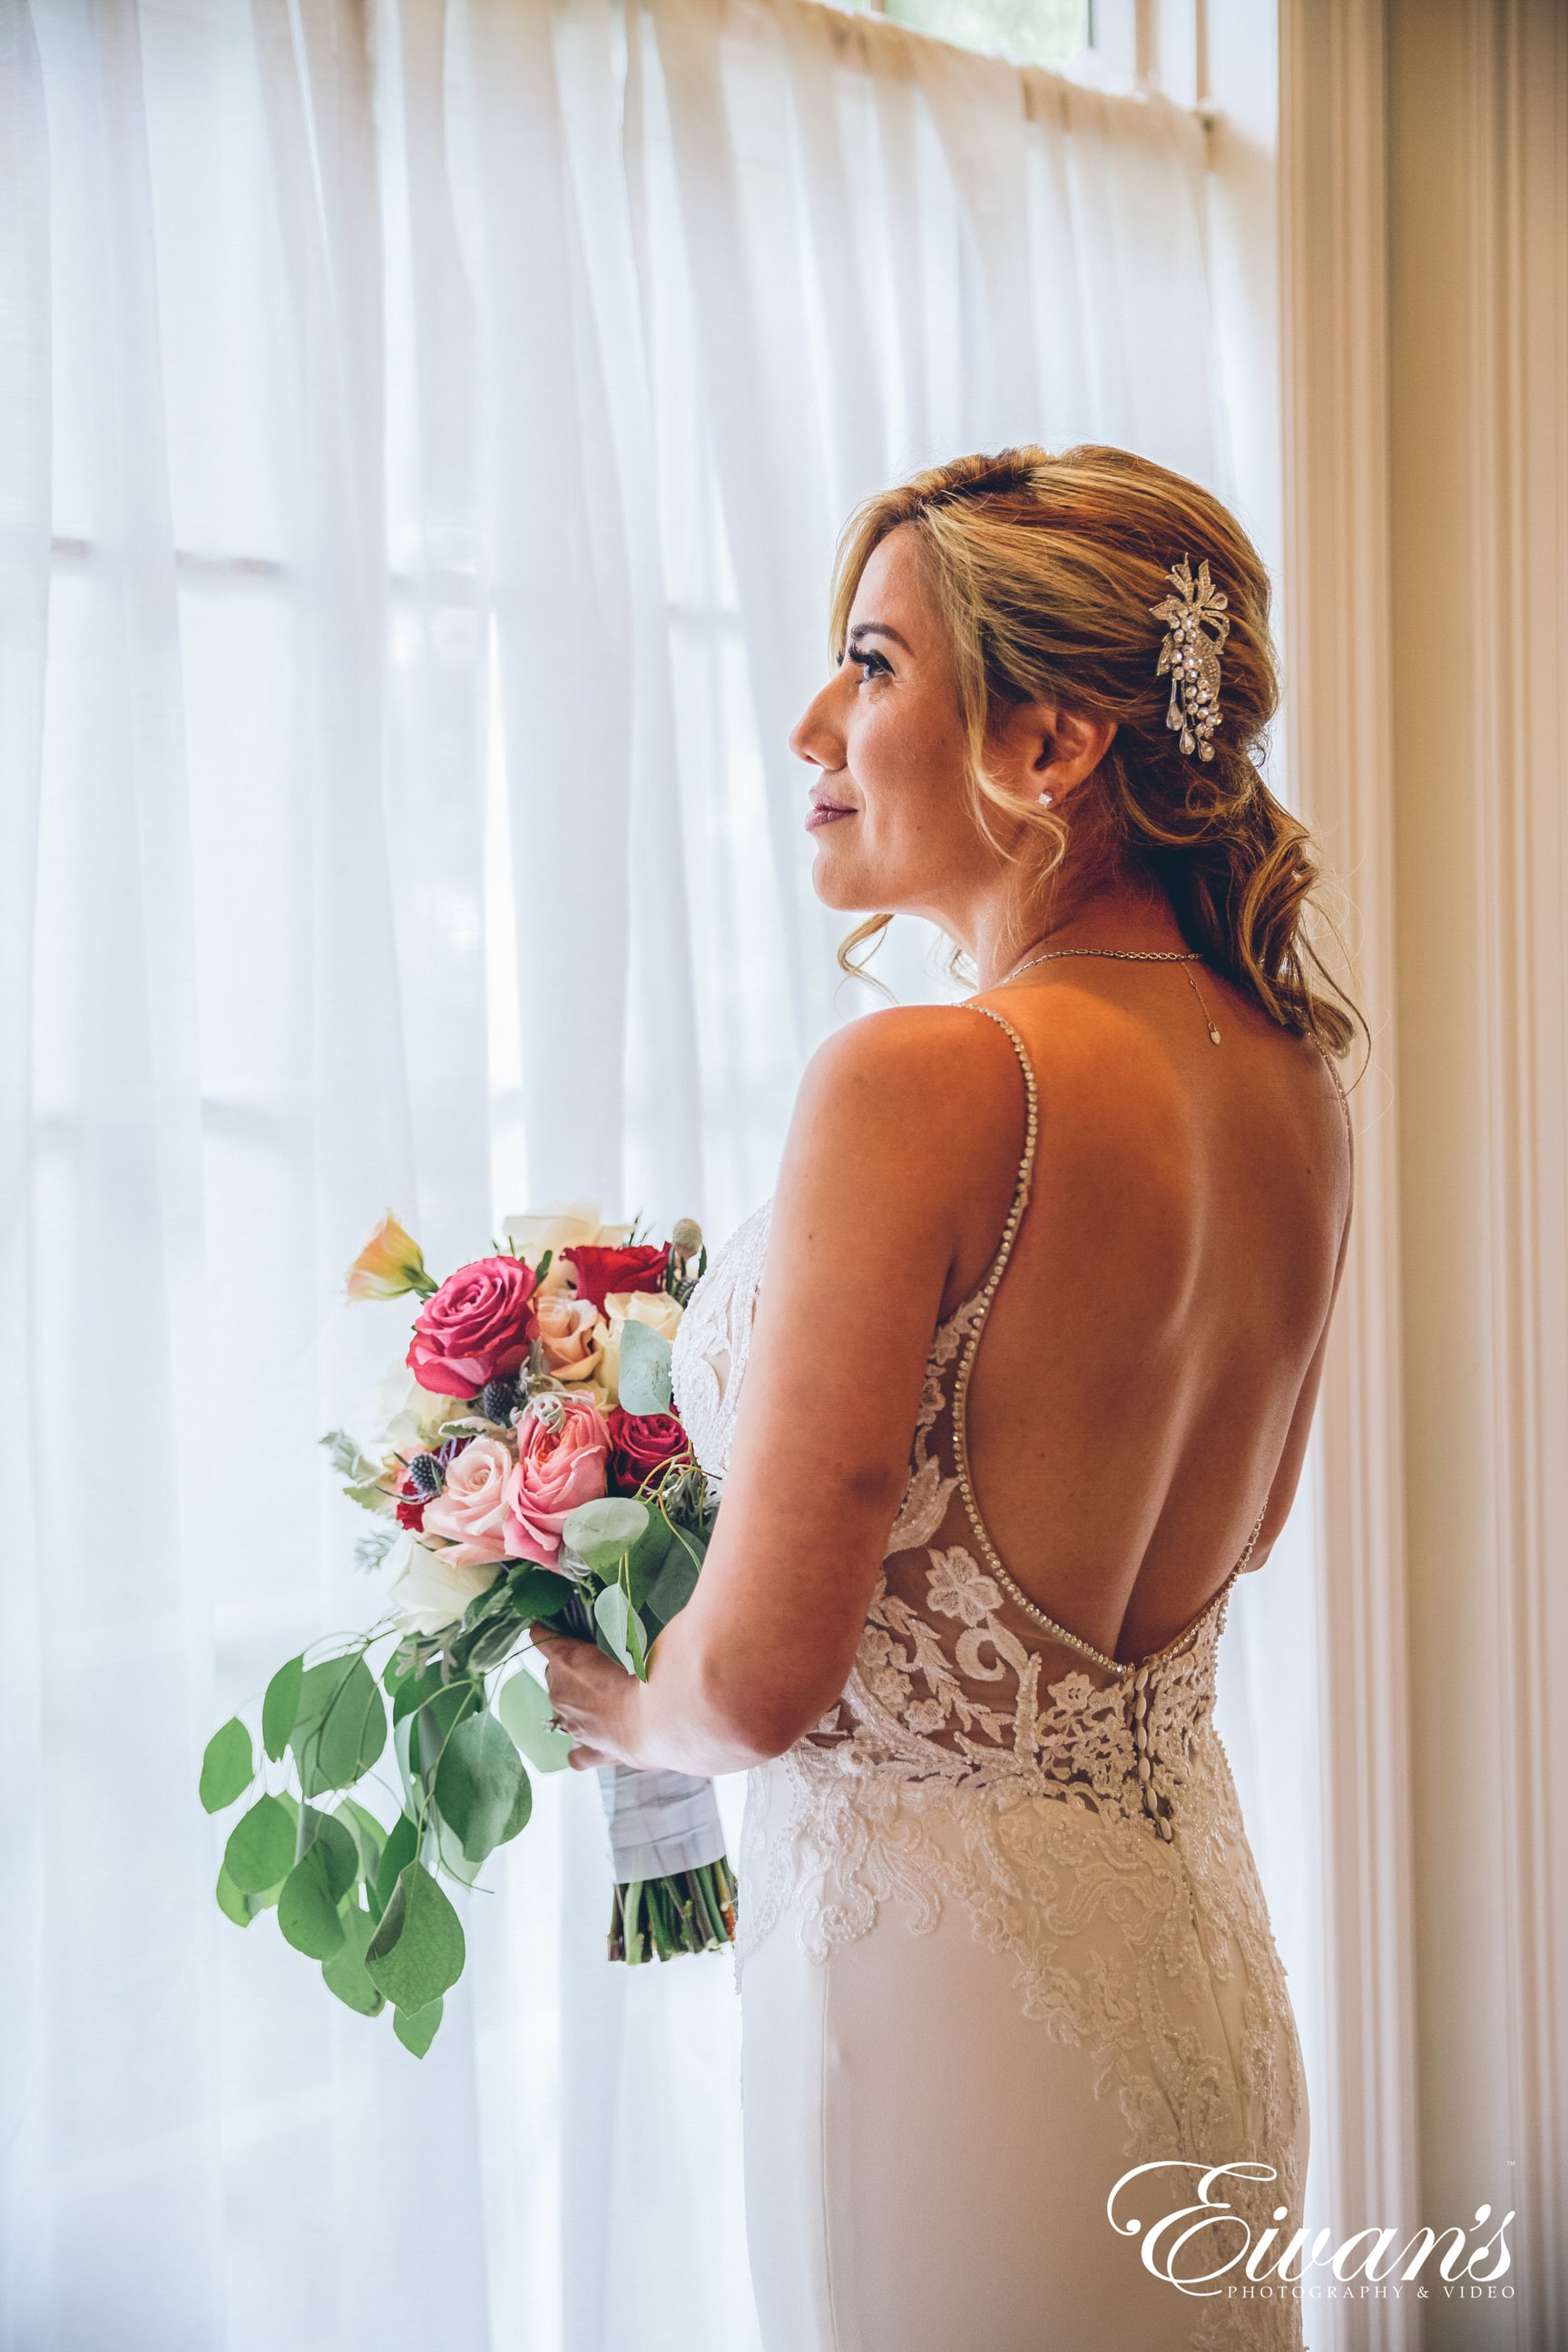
[672,1010,1306,2348]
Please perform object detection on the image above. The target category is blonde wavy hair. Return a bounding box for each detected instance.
[830,445,1359,1058]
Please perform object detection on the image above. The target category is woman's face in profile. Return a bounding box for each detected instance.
[790,525,990,919]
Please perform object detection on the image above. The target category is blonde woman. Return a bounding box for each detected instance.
[538,448,1354,2350]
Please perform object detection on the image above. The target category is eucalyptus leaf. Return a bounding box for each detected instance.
[200,1717,254,1814]
[364,1862,466,2014]
[262,1655,304,1762]
[298,1808,358,1906]
[505,1565,580,1626]
[435,1816,485,1887]
[224,1795,297,1895]
[593,1583,645,1678]
[382,1643,418,1699]
[391,1661,446,1727]
[496,1669,573,1773]
[278,1845,348,1960]
[617,1319,672,1414]
[321,1903,385,2016]
[562,1496,649,1576]
[215,1863,258,1927]
[290,1653,387,1796]
[433,1712,533,1864]
[339,1798,387,1885]
[411,1680,481,1781]
[644,1548,701,1625]
[375,1812,418,1916]
[394,1997,443,2058]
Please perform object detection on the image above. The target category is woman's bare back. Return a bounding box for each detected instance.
[945,963,1351,1664]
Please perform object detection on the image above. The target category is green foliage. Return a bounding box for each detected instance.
[216,1863,260,1927]
[375,1812,418,1916]
[299,1807,359,1905]
[338,1798,386,1886]
[644,1547,701,1625]
[278,1844,348,1960]
[322,1904,385,2016]
[496,1668,573,1773]
[322,1428,378,1482]
[393,1996,443,2058]
[505,1566,579,1626]
[289,1653,387,1796]
[224,1794,297,1895]
[410,1679,481,1782]
[434,1712,533,1864]
[392,1661,446,1727]
[200,1717,254,1814]
[593,1583,647,1680]
[365,1862,466,2014]
[261,1655,304,1761]
[563,1497,648,1576]
[616,1320,672,1413]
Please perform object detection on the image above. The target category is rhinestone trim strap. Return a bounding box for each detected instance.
[956,1001,1264,1682]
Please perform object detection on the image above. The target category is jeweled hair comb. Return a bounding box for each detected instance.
[1150,557,1229,760]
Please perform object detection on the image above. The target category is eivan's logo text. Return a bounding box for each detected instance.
[1107,2163,1515,2302]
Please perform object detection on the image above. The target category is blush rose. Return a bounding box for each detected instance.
[407,1254,538,1398]
[503,1396,611,1568]
[420,1435,514,1568]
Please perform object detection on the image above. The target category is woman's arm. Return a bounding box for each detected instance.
[538,1006,1014,1772]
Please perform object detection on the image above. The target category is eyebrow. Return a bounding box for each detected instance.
[847,621,912,653]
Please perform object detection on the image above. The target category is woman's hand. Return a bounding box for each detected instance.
[533,1633,643,1770]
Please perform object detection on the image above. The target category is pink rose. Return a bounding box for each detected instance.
[503,1396,610,1568]
[407,1255,538,1399]
[420,1436,514,1569]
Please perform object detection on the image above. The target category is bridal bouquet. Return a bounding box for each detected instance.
[198,1207,736,2057]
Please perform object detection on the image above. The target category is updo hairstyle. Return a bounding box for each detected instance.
[829,445,1358,1058]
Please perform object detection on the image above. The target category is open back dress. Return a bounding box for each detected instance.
[671,1004,1308,2352]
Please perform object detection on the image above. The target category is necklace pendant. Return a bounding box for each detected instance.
[1209,1024,1221,1045]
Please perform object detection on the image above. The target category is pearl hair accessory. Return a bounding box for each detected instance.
[1150,557,1229,761]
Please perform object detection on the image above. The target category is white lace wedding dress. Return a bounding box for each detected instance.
[671,1007,1308,2352]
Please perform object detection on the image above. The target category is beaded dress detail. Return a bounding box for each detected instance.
[671,1006,1307,2350]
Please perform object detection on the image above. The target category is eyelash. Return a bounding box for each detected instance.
[848,647,890,682]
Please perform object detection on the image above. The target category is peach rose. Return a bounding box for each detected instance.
[503,1395,610,1568]
[534,1292,607,1386]
[421,1436,514,1568]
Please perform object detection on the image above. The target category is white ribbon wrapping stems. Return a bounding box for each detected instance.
[596,1764,728,1882]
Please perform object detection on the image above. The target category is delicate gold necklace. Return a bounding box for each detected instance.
[999,944,1222,1045]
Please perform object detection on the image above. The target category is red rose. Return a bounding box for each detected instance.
[606,1406,691,1494]
[562,1243,670,1316]
[396,1494,426,1533]
[407,1255,538,1399]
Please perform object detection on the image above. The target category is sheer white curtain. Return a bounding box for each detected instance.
[0,5,1282,2348]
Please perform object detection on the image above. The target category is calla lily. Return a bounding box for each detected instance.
[345,1210,436,1302]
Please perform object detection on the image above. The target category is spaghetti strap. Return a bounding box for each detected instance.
[956,998,1263,1678]
[961,1002,1040,1279]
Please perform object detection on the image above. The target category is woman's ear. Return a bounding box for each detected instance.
[991,700,1117,809]
[1032,706,1117,808]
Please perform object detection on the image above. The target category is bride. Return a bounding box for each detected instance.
[538,446,1354,2350]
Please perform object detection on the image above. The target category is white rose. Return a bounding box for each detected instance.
[388,1533,504,1637]
[597,1288,685,1407]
